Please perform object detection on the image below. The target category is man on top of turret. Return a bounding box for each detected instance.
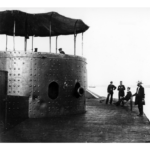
[58,48,65,54]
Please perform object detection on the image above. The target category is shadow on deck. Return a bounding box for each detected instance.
[0,98,150,143]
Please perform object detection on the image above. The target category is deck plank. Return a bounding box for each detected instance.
[0,98,150,142]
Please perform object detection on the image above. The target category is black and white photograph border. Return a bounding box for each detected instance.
[0,7,150,144]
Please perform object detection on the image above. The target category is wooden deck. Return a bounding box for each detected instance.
[0,98,150,142]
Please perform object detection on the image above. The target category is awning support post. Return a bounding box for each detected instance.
[56,36,58,53]
[6,35,8,51]
[32,36,34,52]
[49,12,54,53]
[24,37,27,52]
[13,20,16,51]
[82,33,84,57]
[74,34,77,55]
[49,23,51,53]
[74,20,79,56]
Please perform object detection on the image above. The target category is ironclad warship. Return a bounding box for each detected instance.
[0,10,89,130]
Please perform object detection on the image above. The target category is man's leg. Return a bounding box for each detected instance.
[110,93,113,104]
[120,97,125,105]
[116,97,124,106]
[139,104,143,115]
[115,100,120,106]
[121,98,127,106]
[138,104,143,116]
[141,104,143,115]
[118,93,120,102]
[106,94,110,104]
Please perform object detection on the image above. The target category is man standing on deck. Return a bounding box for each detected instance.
[117,81,125,102]
[106,81,116,104]
[132,81,145,116]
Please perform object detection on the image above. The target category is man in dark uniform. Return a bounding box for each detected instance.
[132,81,145,116]
[115,87,132,106]
[106,81,116,104]
[58,48,65,54]
[117,81,125,102]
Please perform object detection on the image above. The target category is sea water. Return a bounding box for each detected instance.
[88,87,150,121]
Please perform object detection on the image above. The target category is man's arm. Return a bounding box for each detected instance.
[132,93,136,97]
[129,92,132,98]
[123,85,125,90]
[117,86,119,90]
[142,87,145,99]
[113,85,116,90]
[107,85,109,93]
[132,88,137,97]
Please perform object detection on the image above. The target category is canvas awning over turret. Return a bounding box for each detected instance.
[0,10,89,37]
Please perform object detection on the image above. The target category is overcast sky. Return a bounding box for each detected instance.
[0,7,150,87]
